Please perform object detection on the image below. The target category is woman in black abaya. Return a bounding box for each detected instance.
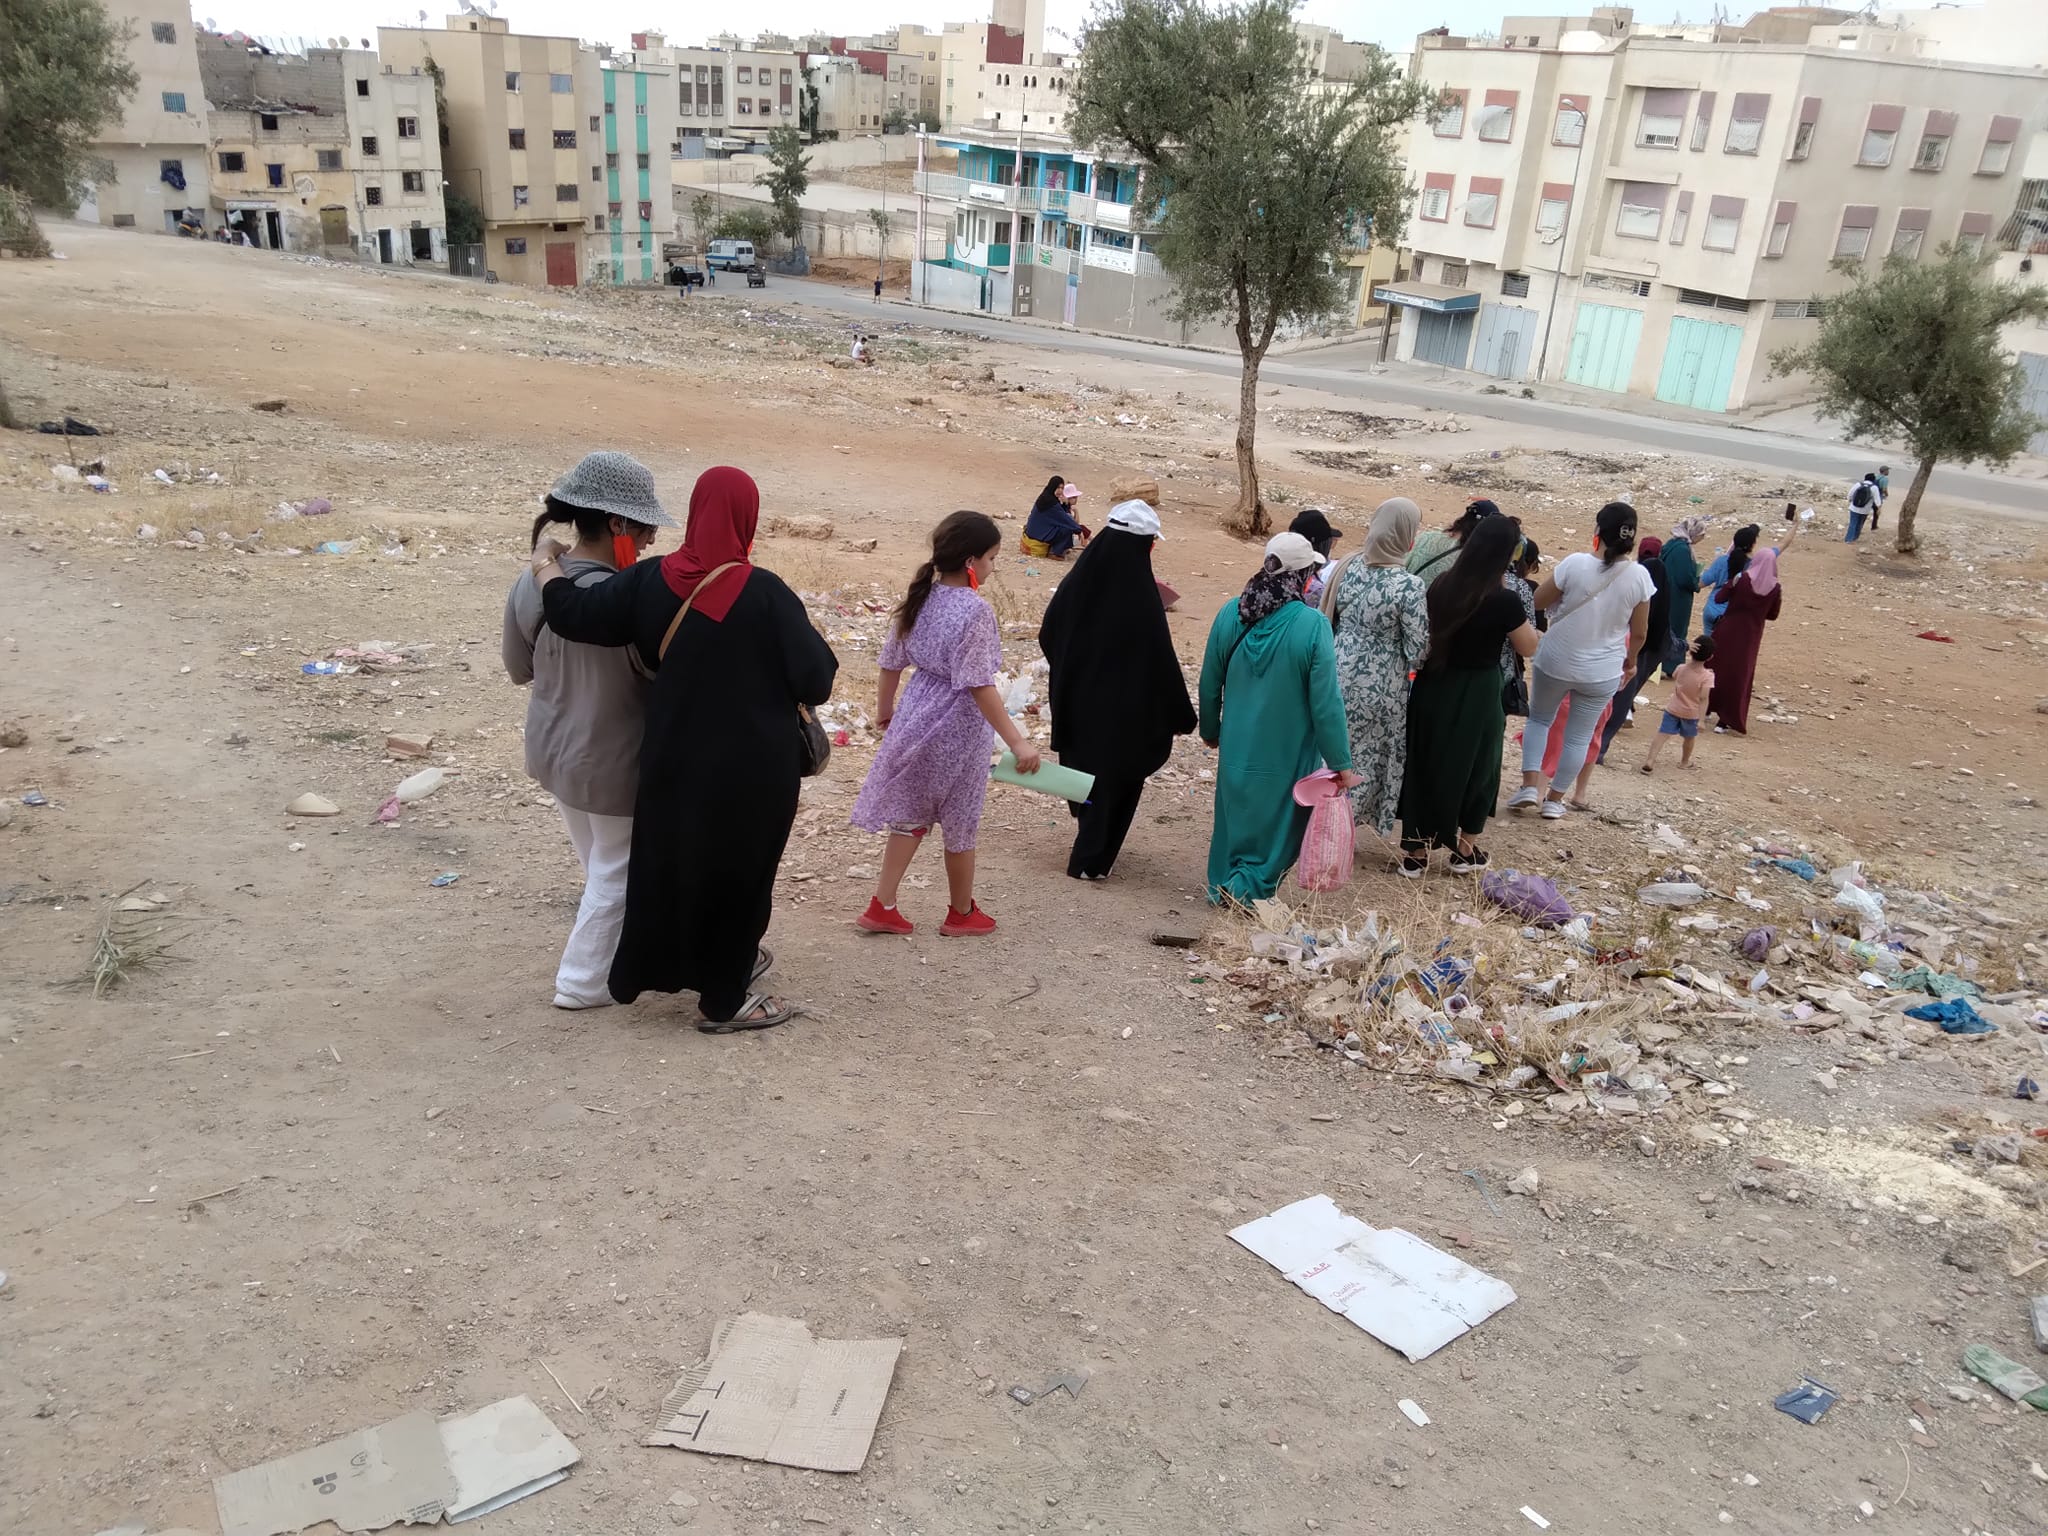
[532,465,838,1031]
[1036,499,1197,880]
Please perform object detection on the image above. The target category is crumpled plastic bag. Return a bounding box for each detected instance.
[1905,997,1995,1034]
[1481,869,1575,927]
[1739,925,1777,962]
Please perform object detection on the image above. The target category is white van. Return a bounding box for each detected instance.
[707,239,757,271]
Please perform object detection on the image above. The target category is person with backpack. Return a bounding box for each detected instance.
[1870,465,1890,532]
[1846,473,1881,542]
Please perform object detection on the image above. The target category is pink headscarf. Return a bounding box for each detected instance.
[1743,546,1780,597]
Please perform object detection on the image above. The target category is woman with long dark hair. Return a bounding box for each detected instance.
[1506,502,1654,821]
[1405,497,1499,588]
[502,452,671,1009]
[1021,475,1089,559]
[852,511,1042,934]
[531,465,839,1032]
[1397,517,1540,877]
[1198,533,1357,905]
[1698,523,1760,637]
[1037,500,1195,881]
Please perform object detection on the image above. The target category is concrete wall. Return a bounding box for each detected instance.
[681,187,938,262]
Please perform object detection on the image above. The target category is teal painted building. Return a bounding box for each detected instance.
[600,66,656,284]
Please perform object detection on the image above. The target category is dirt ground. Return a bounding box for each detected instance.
[3,227,2048,1536]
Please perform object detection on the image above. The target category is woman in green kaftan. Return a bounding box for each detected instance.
[1198,533,1356,906]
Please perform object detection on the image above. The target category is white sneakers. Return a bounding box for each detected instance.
[1506,785,1542,812]
[1540,798,1569,820]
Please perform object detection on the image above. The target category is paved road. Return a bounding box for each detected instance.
[776,277,2048,519]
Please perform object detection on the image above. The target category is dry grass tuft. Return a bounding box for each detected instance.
[70,885,196,998]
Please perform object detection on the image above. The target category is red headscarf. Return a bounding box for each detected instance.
[659,465,758,622]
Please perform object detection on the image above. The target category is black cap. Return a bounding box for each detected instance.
[1289,508,1343,555]
[1466,498,1502,520]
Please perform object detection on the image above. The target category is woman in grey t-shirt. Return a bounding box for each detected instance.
[501,452,671,1009]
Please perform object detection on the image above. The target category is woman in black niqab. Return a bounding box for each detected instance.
[1037,525,1197,880]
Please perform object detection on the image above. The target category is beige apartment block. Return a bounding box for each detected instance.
[623,34,803,149]
[80,1,210,233]
[586,59,680,286]
[1388,23,2045,415]
[196,37,445,262]
[808,54,887,137]
[379,16,602,287]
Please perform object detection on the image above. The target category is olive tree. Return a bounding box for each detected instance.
[1068,0,1428,533]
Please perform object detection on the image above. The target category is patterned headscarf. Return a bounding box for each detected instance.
[1238,558,1313,627]
[1672,516,1707,545]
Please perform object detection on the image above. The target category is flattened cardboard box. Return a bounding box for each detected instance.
[213,1410,456,1536]
[645,1313,903,1473]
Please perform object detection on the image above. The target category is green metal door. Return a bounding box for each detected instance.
[1565,302,1643,393]
[1655,314,1744,412]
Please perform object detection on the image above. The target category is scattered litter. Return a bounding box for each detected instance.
[2019,1077,2040,1102]
[1906,997,1994,1035]
[214,1410,456,1536]
[313,540,360,556]
[1397,1398,1430,1427]
[385,732,435,758]
[1740,926,1776,962]
[1480,869,1574,926]
[21,790,49,807]
[37,416,101,436]
[1914,630,1954,643]
[2030,1296,2048,1354]
[1764,857,1816,882]
[376,765,448,825]
[1962,1344,2048,1409]
[1229,1195,1516,1361]
[1638,881,1709,907]
[1007,1371,1087,1406]
[301,660,352,677]
[440,1395,580,1523]
[430,872,461,888]
[645,1313,903,1472]
[1149,926,1203,949]
[286,793,339,817]
[1772,1377,1839,1424]
[1522,1509,1551,1531]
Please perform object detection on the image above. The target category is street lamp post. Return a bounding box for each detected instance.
[1534,103,1589,386]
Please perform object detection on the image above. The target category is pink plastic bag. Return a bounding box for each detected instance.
[1295,777,1354,892]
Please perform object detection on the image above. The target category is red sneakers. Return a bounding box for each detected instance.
[939,902,997,937]
[856,898,914,935]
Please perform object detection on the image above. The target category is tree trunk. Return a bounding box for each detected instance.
[1233,349,1266,537]
[1893,454,1935,556]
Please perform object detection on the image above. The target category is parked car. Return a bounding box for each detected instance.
[707,238,757,271]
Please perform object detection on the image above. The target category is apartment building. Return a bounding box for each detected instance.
[588,60,680,283]
[624,33,802,148]
[379,16,604,287]
[194,36,445,263]
[1387,23,2044,413]
[80,0,210,233]
[807,53,888,137]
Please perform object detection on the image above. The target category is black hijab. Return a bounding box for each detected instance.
[1038,528,1197,780]
[1029,475,1066,522]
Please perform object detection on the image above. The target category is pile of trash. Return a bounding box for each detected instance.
[1206,830,2048,1130]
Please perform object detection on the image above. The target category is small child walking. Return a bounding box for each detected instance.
[853,511,1041,936]
[1642,636,1715,774]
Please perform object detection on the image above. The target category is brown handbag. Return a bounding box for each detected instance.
[657,561,830,779]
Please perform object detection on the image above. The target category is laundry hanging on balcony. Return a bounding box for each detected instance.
[160,162,187,191]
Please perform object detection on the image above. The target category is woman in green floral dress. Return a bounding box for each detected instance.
[1330,498,1429,836]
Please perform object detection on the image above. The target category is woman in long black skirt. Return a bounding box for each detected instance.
[1397,517,1539,880]
[532,464,837,1030]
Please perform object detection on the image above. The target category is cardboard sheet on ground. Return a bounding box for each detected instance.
[440,1395,581,1522]
[1230,1195,1516,1361]
[213,1411,456,1536]
[645,1313,903,1473]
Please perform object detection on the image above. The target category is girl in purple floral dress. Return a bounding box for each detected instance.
[853,511,1042,936]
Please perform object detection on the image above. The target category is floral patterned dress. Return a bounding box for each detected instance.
[1330,560,1430,833]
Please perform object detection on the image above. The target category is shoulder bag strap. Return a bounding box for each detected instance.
[1413,542,1459,577]
[658,561,743,662]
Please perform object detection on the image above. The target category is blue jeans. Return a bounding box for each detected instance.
[1845,510,1866,542]
[1521,667,1617,794]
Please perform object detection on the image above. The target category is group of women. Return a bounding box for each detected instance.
[503,452,1797,1030]
[1192,494,1795,898]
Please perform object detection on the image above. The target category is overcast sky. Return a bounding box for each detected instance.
[204,0,1594,57]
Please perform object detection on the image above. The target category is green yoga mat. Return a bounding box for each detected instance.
[991,751,1095,804]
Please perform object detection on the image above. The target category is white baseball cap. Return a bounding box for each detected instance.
[1264,531,1321,573]
[1105,499,1163,539]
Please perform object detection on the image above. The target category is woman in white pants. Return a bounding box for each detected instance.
[1505,501,1653,820]
[501,452,672,1008]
